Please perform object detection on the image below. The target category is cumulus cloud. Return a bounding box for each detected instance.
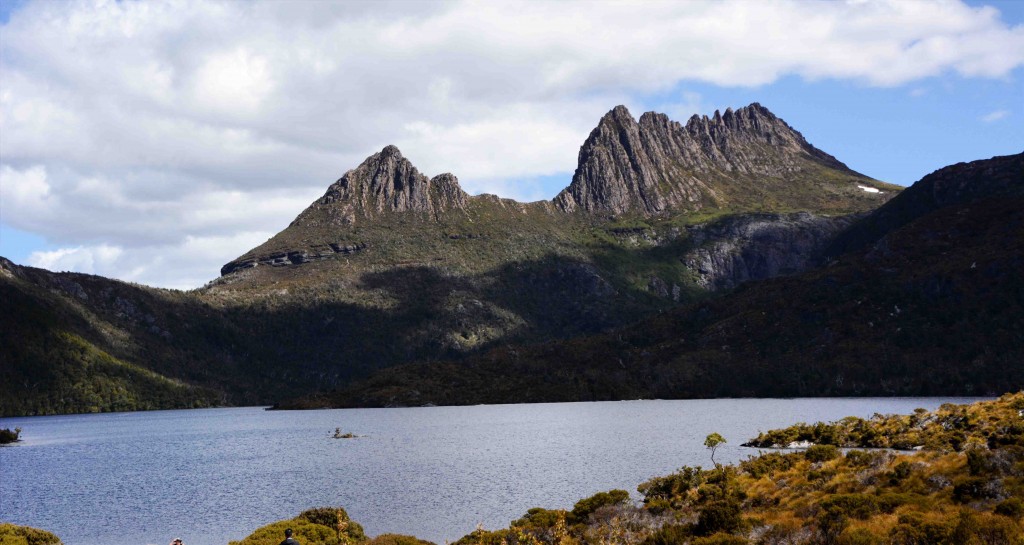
[1,0,1022,287]
[27,232,276,290]
[28,245,124,276]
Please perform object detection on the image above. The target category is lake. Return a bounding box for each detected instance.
[0,397,984,545]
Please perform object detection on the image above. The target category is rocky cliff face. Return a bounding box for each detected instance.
[555,103,875,215]
[683,212,854,291]
[298,145,469,227]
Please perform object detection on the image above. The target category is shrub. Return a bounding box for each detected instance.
[952,477,1001,503]
[817,509,848,545]
[845,450,885,468]
[996,497,1024,518]
[639,467,704,504]
[229,507,368,545]
[888,521,951,545]
[837,528,882,545]
[805,445,840,463]
[741,452,795,479]
[299,507,367,542]
[696,501,743,536]
[511,508,563,529]
[640,524,691,545]
[570,489,629,523]
[888,461,913,484]
[807,468,836,483]
[0,523,62,545]
[228,520,339,545]
[364,535,435,545]
[692,533,748,545]
[819,494,878,520]
[966,449,987,476]
[876,492,925,513]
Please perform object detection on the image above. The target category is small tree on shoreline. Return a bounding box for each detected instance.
[704,432,726,468]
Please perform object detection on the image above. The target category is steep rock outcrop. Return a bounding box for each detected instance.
[299,145,468,226]
[683,212,854,291]
[220,146,471,276]
[555,103,872,215]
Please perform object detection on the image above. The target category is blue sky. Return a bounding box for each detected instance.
[1,0,1022,288]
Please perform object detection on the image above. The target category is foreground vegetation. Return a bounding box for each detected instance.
[0,523,62,545]
[744,393,1024,451]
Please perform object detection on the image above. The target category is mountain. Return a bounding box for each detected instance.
[555,103,880,215]
[281,151,1024,408]
[217,104,891,284]
[0,259,228,415]
[825,151,1024,256]
[2,103,897,416]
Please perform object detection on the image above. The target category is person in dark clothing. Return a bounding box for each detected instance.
[279,528,299,545]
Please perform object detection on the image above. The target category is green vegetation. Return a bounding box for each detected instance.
[363,535,435,545]
[0,523,62,545]
[745,392,1024,451]
[705,433,726,467]
[229,507,366,545]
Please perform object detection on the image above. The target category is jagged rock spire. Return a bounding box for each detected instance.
[555,103,857,215]
[299,145,468,226]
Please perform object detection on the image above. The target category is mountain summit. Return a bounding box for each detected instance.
[556,103,870,215]
[299,145,469,225]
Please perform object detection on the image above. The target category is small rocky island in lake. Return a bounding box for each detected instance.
[0,427,21,445]
[332,427,356,439]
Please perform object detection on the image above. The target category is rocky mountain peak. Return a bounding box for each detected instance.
[297,145,469,226]
[554,104,717,215]
[555,103,865,216]
[379,144,403,158]
[600,104,635,126]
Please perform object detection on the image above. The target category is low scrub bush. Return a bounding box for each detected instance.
[570,489,629,523]
[696,501,743,536]
[805,445,840,462]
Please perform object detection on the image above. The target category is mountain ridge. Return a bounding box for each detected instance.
[554,102,868,215]
[219,103,892,280]
[2,102,919,416]
[278,151,1024,408]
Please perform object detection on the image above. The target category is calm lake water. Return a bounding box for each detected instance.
[0,398,984,545]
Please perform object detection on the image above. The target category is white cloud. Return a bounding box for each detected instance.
[981,109,1010,122]
[1,0,1022,288]
[28,245,123,276]
[192,48,274,114]
[1,164,51,209]
[26,232,276,290]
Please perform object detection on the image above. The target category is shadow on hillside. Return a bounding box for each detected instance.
[3,238,715,414]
